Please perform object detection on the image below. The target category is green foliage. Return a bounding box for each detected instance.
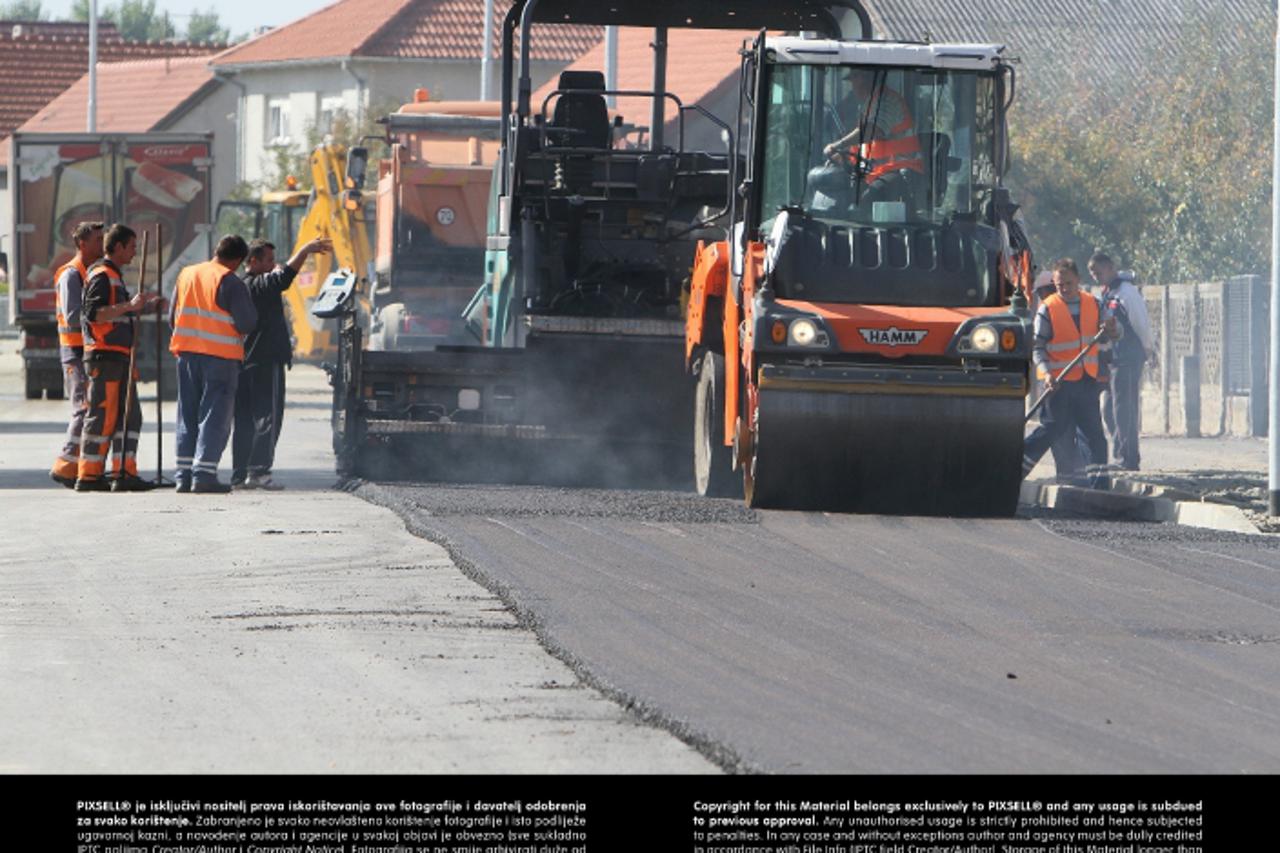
[1009,13,1274,284]
[261,97,402,194]
[185,7,227,44]
[69,0,174,41]
[0,0,48,19]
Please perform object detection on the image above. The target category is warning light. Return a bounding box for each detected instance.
[285,175,299,190]
[771,320,787,344]
[1001,329,1017,351]
[414,87,430,103]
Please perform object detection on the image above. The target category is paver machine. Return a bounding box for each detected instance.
[323,0,881,483]
[685,16,1035,514]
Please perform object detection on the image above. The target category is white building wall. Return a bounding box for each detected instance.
[158,82,240,214]
[227,57,576,186]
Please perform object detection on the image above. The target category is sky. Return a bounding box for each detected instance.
[38,0,334,33]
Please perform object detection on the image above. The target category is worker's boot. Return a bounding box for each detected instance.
[111,474,159,493]
[192,479,233,494]
[74,478,111,493]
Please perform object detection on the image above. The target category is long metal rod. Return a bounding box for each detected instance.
[87,0,98,132]
[155,223,167,484]
[1023,329,1107,424]
[650,26,668,152]
[121,229,148,479]
[1271,5,1280,514]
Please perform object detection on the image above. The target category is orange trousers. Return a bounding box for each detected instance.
[77,358,141,481]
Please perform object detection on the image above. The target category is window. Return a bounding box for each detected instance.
[319,95,346,134]
[267,98,291,146]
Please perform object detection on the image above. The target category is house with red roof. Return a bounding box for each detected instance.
[210,0,601,186]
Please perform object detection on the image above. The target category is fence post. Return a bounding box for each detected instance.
[1182,354,1202,438]
[1161,285,1172,433]
[1253,276,1270,437]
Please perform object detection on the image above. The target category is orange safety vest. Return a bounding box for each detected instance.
[1039,292,1100,381]
[170,260,245,361]
[852,90,924,184]
[83,261,134,357]
[54,256,89,348]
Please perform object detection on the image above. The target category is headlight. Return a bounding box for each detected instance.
[969,324,998,353]
[788,319,819,347]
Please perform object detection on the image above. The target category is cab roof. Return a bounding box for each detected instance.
[766,37,1007,71]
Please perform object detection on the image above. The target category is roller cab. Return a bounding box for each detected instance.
[686,35,1034,514]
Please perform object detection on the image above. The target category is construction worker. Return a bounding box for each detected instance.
[76,223,160,492]
[1090,252,1154,471]
[823,68,923,202]
[1022,258,1120,490]
[169,235,258,494]
[49,221,104,488]
[231,236,332,490]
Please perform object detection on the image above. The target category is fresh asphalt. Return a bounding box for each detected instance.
[358,481,1280,773]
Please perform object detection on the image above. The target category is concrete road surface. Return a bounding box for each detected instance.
[359,483,1280,773]
[0,351,713,773]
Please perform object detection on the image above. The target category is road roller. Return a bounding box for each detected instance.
[685,30,1034,515]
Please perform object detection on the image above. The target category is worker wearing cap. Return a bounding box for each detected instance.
[1090,252,1153,471]
[1022,258,1120,490]
[231,236,331,490]
[169,235,258,494]
[77,223,160,492]
[49,221,104,488]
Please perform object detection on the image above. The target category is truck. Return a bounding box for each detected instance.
[685,21,1035,514]
[368,98,502,352]
[8,132,214,398]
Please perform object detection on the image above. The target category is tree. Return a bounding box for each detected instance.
[1009,11,1274,284]
[70,0,174,41]
[0,0,47,19]
[185,7,227,44]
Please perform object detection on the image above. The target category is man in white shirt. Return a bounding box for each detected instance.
[1089,252,1154,471]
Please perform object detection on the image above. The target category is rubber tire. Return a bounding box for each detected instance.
[24,371,42,400]
[694,351,742,498]
[46,381,64,401]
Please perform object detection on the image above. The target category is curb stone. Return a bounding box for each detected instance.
[1020,480,1262,534]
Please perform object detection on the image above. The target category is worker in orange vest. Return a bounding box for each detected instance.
[169,235,258,494]
[1021,258,1121,489]
[823,68,925,201]
[76,223,160,492]
[49,221,104,487]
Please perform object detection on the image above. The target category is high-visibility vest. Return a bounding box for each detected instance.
[852,91,924,184]
[54,256,88,348]
[170,260,245,361]
[1039,292,1100,382]
[83,261,133,357]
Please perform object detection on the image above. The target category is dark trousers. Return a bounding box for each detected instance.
[1102,362,1142,471]
[78,358,141,481]
[232,361,286,481]
[175,353,239,484]
[1023,378,1110,489]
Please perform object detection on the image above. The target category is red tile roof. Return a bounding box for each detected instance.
[17,56,218,135]
[533,27,752,133]
[212,0,601,67]
[0,21,224,142]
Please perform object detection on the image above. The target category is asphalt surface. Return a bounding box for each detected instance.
[359,481,1280,773]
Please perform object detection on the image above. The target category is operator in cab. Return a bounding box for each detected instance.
[822,67,925,206]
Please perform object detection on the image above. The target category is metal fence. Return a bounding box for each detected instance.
[1139,275,1268,437]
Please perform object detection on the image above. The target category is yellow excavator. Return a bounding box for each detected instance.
[214,143,374,361]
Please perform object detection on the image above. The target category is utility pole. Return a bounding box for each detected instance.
[87,0,98,132]
[605,26,618,107]
[1271,4,1280,514]
[480,0,494,100]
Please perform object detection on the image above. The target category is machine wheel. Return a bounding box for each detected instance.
[24,371,42,400]
[46,380,65,400]
[694,352,741,498]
